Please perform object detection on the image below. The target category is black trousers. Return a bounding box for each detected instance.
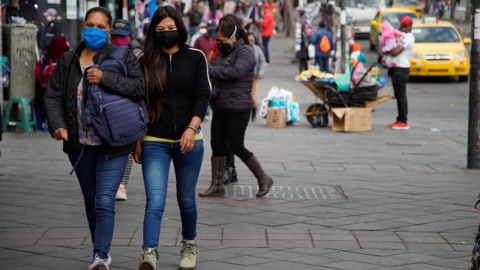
[211,111,253,161]
[225,138,235,169]
[315,56,329,72]
[299,59,308,73]
[390,67,410,123]
[262,36,271,63]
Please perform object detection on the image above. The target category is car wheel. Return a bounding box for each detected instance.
[459,75,469,82]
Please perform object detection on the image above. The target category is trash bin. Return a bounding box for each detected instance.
[2,24,36,99]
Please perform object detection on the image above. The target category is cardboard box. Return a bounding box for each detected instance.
[331,108,372,132]
[266,108,286,128]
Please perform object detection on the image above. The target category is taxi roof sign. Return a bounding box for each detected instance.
[423,17,439,23]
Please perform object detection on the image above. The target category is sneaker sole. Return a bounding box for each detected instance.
[91,266,109,270]
[138,260,155,270]
[391,126,410,130]
[115,197,128,201]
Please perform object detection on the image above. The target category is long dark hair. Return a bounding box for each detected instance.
[219,14,252,48]
[140,6,188,122]
[216,22,251,47]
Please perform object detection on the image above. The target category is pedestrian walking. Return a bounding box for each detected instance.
[248,30,266,122]
[385,15,415,130]
[194,20,217,57]
[258,3,274,63]
[199,22,274,198]
[135,6,210,270]
[311,20,333,72]
[190,21,207,47]
[212,14,250,185]
[44,7,145,270]
[109,19,138,201]
[187,1,203,38]
[128,5,138,38]
[42,8,65,53]
[35,36,69,129]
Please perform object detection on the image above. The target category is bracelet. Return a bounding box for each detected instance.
[186,126,197,133]
[189,122,200,129]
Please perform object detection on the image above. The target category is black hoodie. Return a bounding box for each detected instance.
[144,45,211,140]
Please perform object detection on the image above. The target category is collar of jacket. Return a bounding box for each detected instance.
[74,41,117,63]
[232,38,246,51]
[160,44,191,56]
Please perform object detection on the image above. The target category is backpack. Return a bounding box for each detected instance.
[319,35,331,53]
[82,46,149,147]
[41,58,56,88]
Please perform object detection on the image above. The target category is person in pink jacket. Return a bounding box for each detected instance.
[258,3,274,63]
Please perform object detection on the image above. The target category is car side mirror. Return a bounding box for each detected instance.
[464,37,471,44]
[371,20,378,27]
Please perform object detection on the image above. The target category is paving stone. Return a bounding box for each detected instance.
[255,261,314,270]
[268,240,313,248]
[219,256,274,266]
[324,261,383,270]
[359,242,407,250]
[42,228,90,239]
[286,255,342,266]
[267,233,311,240]
[404,243,454,251]
[313,241,360,250]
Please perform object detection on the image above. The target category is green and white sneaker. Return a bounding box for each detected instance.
[139,247,159,270]
[179,239,198,270]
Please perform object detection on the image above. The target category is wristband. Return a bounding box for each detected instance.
[189,123,200,129]
[186,126,197,133]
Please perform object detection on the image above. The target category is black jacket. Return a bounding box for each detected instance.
[44,42,146,158]
[144,45,211,140]
[209,39,255,112]
[43,19,64,52]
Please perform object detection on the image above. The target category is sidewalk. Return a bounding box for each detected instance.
[0,36,479,269]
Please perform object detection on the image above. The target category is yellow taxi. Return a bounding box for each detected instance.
[390,0,422,18]
[409,18,471,81]
[369,8,419,52]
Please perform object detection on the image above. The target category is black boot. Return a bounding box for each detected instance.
[223,167,232,185]
[251,107,257,122]
[231,167,238,183]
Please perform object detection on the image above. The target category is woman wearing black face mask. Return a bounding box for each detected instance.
[135,6,210,270]
[199,22,274,198]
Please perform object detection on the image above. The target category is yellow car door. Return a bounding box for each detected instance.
[370,12,381,49]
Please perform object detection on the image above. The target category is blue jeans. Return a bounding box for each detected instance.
[141,140,204,248]
[68,145,128,259]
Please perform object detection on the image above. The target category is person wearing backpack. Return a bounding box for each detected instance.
[35,36,70,129]
[311,20,333,72]
[44,7,145,270]
[133,6,210,270]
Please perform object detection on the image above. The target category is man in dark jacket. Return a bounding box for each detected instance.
[311,21,333,72]
[43,8,64,53]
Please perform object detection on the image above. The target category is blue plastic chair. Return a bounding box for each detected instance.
[3,98,37,134]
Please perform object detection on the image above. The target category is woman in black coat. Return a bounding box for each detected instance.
[199,22,274,198]
[44,7,145,270]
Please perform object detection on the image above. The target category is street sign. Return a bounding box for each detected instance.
[66,0,77,20]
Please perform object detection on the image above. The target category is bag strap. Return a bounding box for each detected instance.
[98,46,130,65]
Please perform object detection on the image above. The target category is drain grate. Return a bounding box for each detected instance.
[224,185,347,200]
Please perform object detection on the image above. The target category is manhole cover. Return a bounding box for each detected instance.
[224,185,347,200]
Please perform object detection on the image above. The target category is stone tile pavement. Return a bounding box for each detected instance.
[1,32,479,269]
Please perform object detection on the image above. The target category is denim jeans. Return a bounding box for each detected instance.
[68,145,128,259]
[141,140,204,248]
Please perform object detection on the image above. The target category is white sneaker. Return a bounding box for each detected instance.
[90,254,112,266]
[88,254,109,270]
[116,184,127,201]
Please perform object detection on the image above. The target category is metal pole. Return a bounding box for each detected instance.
[340,0,346,73]
[466,0,472,21]
[468,0,480,168]
[450,0,455,19]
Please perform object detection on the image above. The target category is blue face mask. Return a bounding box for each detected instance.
[83,27,109,50]
[208,30,215,37]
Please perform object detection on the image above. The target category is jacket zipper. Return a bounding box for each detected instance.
[169,54,178,140]
[100,98,128,112]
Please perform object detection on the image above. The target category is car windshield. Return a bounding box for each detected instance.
[381,13,417,28]
[394,0,418,6]
[412,27,460,43]
[346,0,383,8]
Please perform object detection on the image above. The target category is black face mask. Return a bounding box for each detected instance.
[217,43,232,56]
[154,31,180,49]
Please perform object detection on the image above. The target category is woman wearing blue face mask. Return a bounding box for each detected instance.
[44,7,145,270]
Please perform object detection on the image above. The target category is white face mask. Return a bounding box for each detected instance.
[46,16,53,22]
[129,10,135,17]
[198,28,207,35]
